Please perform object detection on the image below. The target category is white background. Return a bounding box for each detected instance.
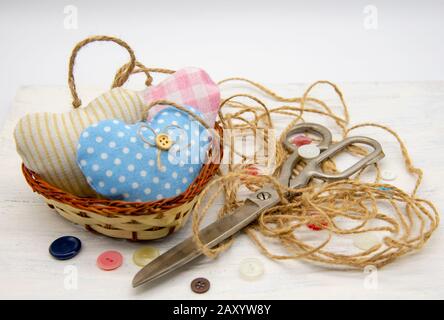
[1,0,444,127]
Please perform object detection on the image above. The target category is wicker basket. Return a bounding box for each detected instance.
[20,35,223,240]
[22,123,222,240]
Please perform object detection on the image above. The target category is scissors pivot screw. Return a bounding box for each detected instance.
[257,191,271,201]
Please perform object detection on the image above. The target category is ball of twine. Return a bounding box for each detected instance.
[190,78,439,269]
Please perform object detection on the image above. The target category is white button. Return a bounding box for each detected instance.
[298,144,321,159]
[239,258,264,281]
[353,234,380,251]
[381,170,397,181]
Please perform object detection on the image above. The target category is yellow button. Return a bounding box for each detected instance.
[155,133,172,150]
[133,246,160,267]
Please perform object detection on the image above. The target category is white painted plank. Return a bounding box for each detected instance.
[0,82,443,299]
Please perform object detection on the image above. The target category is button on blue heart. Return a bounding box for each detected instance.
[76,106,210,202]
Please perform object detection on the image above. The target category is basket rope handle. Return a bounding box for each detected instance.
[68,35,137,108]
[143,100,211,130]
[112,62,175,88]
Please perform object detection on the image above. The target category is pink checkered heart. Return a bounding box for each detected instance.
[143,67,220,127]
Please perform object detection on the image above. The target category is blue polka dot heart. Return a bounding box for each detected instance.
[76,105,210,202]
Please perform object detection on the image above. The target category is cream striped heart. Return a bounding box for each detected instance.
[14,88,145,196]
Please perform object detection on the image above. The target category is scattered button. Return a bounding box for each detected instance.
[298,144,320,159]
[239,258,264,281]
[191,277,210,294]
[49,236,81,260]
[353,234,380,251]
[381,170,397,181]
[246,165,259,176]
[291,134,313,147]
[307,221,328,231]
[377,186,394,199]
[133,246,160,267]
[97,250,123,271]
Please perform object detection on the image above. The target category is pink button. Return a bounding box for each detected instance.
[291,135,312,147]
[97,250,123,271]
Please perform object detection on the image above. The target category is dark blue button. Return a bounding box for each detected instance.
[49,236,82,260]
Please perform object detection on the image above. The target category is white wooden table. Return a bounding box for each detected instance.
[1,82,443,299]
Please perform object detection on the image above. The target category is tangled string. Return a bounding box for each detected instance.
[190,78,439,269]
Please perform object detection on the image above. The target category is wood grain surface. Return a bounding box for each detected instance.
[0,83,443,299]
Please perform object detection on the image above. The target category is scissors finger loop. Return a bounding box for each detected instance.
[283,123,332,152]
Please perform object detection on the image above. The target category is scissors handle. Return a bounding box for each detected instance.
[290,136,384,188]
[279,123,332,186]
[132,124,384,288]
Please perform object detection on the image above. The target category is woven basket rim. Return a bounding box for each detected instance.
[22,123,223,216]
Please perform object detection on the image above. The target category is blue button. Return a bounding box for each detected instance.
[49,236,82,260]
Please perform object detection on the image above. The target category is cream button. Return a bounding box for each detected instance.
[133,246,160,267]
[353,234,380,251]
[239,258,264,281]
[298,144,320,159]
[381,170,397,181]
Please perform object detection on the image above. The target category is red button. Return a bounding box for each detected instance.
[246,165,259,176]
[291,135,312,147]
[97,250,123,271]
[307,222,328,231]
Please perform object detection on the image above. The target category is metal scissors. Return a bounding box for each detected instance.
[132,123,384,287]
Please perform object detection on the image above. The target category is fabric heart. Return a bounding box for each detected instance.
[14,88,145,196]
[143,67,220,127]
[76,106,211,202]
[14,67,220,197]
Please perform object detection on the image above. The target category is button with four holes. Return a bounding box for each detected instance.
[97,250,123,271]
[239,258,264,281]
[49,236,82,260]
[298,144,321,159]
[155,133,172,150]
[191,277,210,294]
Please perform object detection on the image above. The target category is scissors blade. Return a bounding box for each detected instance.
[132,191,279,288]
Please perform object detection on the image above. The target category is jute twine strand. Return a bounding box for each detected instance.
[112,61,175,88]
[68,35,137,108]
[143,100,212,131]
[190,78,439,269]
[68,35,176,108]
